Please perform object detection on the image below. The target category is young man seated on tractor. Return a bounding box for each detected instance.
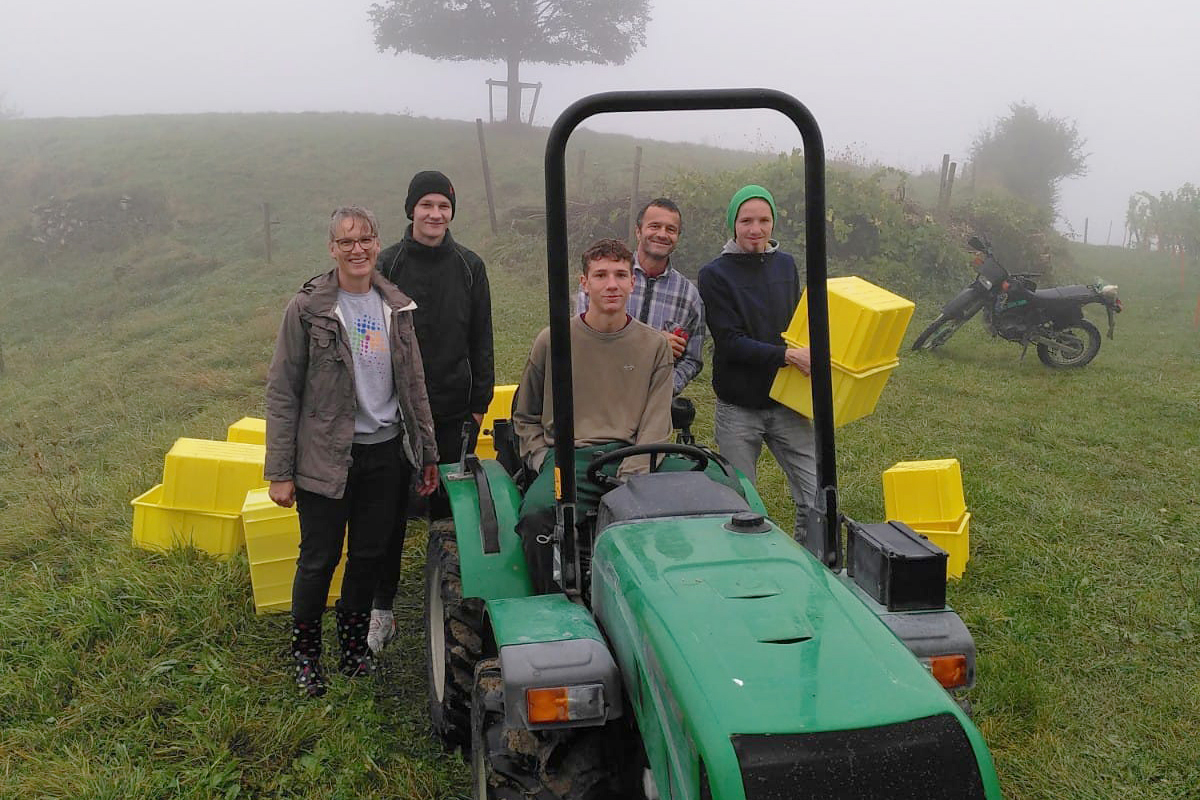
[512,237,674,593]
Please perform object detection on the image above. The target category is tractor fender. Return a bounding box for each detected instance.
[487,594,624,730]
[440,458,533,600]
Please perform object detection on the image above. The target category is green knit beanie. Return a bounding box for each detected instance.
[726,184,777,232]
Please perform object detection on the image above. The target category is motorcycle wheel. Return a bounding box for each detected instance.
[1036,319,1101,368]
[911,314,965,351]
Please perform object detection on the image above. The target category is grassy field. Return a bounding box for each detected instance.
[1,114,1198,799]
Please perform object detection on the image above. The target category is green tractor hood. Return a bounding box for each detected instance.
[590,514,1000,799]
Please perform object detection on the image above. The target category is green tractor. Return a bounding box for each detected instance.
[424,90,1002,799]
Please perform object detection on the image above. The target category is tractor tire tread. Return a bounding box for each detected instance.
[472,658,633,800]
[426,519,485,753]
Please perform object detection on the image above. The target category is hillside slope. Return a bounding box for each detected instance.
[1,114,1197,799]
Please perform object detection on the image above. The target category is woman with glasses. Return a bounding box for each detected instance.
[264,205,439,697]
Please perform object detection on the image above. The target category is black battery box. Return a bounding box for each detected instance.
[848,520,948,611]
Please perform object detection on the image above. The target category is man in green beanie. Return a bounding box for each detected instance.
[697,185,816,540]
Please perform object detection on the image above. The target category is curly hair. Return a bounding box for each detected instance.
[580,237,633,274]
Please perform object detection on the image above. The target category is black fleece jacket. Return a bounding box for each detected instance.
[697,244,802,409]
[378,227,495,421]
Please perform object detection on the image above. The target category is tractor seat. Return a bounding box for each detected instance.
[595,471,749,532]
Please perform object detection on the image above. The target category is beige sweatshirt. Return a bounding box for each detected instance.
[514,314,673,476]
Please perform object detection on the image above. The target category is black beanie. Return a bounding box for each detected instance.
[405,170,456,220]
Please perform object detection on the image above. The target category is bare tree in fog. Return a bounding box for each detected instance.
[369,0,650,125]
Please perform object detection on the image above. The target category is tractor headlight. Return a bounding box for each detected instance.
[526,684,606,724]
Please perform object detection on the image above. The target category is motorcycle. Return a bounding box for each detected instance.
[911,235,1122,368]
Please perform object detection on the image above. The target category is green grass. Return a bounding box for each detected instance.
[1,114,1198,799]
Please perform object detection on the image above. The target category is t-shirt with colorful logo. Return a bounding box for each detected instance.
[338,287,398,441]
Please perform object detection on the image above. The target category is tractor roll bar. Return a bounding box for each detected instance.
[544,89,842,591]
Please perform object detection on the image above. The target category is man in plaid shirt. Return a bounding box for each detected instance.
[576,197,705,395]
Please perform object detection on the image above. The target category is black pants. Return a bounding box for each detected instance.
[293,438,407,620]
[372,416,477,611]
[516,444,625,595]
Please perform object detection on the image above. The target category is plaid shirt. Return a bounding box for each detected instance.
[576,257,705,394]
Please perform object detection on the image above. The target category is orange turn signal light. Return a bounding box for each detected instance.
[929,654,969,689]
[525,684,606,724]
[527,687,571,723]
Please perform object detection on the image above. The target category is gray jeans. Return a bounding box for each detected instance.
[714,400,818,540]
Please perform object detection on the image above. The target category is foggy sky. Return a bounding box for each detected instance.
[3,0,1196,243]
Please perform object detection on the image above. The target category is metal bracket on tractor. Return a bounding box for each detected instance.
[425,89,1003,800]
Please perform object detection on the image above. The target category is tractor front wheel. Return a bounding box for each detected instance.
[425,518,485,753]
[470,658,631,800]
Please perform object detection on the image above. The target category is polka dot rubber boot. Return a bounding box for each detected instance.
[290,616,327,698]
[336,608,376,677]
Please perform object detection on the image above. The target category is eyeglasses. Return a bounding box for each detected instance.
[333,235,377,252]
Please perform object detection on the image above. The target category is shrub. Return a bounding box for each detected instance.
[663,153,970,299]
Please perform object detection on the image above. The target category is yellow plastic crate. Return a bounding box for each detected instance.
[769,337,898,428]
[161,438,268,514]
[908,512,971,580]
[226,417,266,445]
[476,384,518,460]
[131,484,243,557]
[241,488,344,614]
[784,277,916,372]
[882,459,966,523]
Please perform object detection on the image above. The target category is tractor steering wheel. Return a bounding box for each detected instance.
[585,443,712,491]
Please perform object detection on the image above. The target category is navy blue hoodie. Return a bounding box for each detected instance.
[697,240,802,409]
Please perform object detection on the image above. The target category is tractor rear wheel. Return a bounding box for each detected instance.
[470,658,631,800]
[425,518,485,753]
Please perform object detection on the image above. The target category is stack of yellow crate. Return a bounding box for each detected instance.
[225,417,346,613]
[131,437,268,557]
[769,276,915,427]
[131,418,344,612]
[241,487,345,614]
[882,458,971,579]
[226,416,266,444]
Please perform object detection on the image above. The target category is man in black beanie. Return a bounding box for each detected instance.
[369,170,495,654]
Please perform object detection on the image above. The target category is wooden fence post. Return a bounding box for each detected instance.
[938,160,956,217]
[527,83,543,125]
[476,119,498,235]
[628,146,643,245]
[263,202,272,263]
[575,149,586,200]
